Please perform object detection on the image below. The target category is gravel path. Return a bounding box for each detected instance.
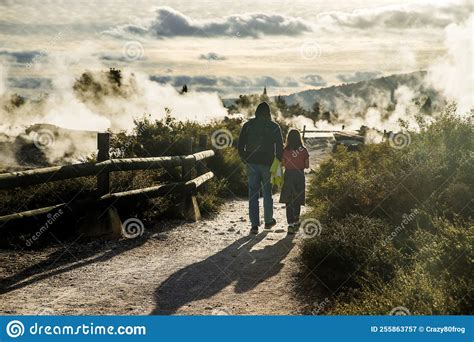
[0,145,329,315]
[0,199,312,315]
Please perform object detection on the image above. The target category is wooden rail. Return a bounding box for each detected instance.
[0,151,214,190]
[0,133,215,228]
[0,171,214,223]
[302,125,346,139]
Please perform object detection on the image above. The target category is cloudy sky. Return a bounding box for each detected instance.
[0,0,472,97]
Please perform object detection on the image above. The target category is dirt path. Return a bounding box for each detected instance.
[0,145,329,315]
[0,199,313,315]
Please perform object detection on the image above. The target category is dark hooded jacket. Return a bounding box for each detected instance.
[237,102,284,166]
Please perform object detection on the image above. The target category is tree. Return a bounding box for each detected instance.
[108,68,122,86]
[310,101,322,122]
[260,86,269,102]
[288,103,310,118]
[322,111,331,123]
[275,95,289,117]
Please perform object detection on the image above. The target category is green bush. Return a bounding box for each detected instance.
[0,113,248,248]
[332,264,456,315]
[307,111,473,225]
[330,217,472,314]
[111,113,247,202]
[302,109,473,314]
[302,215,406,292]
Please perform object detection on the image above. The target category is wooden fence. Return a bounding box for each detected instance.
[0,133,215,236]
[301,125,346,139]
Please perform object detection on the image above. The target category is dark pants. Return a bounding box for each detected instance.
[286,203,301,224]
[246,163,273,227]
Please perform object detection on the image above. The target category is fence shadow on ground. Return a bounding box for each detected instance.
[152,232,296,315]
[0,237,147,295]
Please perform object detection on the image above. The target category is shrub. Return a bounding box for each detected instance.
[307,111,473,225]
[302,215,405,291]
[112,113,247,200]
[0,113,248,248]
[301,109,473,314]
[331,264,456,315]
[330,217,472,314]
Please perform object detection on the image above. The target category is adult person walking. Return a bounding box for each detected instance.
[237,102,284,234]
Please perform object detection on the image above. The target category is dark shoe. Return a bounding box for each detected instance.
[264,218,277,229]
[287,224,297,234]
[250,226,259,234]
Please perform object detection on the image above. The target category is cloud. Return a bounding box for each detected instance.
[150,75,217,87]
[151,75,294,88]
[149,74,326,95]
[199,52,226,61]
[99,53,131,62]
[300,74,326,86]
[106,6,313,38]
[337,71,382,83]
[8,76,52,89]
[318,1,472,30]
[0,49,41,64]
[98,52,146,62]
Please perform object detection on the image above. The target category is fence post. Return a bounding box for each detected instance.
[180,137,201,221]
[181,138,193,182]
[97,132,110,196]
[197,134,208,174]
[80,132,122,239]
[302,125,306,141]
[197,134,208,192]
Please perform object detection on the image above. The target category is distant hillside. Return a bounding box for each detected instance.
[224,71,443,115]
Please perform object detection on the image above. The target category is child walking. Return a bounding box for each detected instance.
[279,129,309,234]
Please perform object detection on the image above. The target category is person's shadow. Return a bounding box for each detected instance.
[151,232,296,315]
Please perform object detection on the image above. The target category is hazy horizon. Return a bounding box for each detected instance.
[1,0,472,98]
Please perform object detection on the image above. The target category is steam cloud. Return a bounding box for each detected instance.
[0,49,228,166]
[1,5,472,168]
[428,13,473,115]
